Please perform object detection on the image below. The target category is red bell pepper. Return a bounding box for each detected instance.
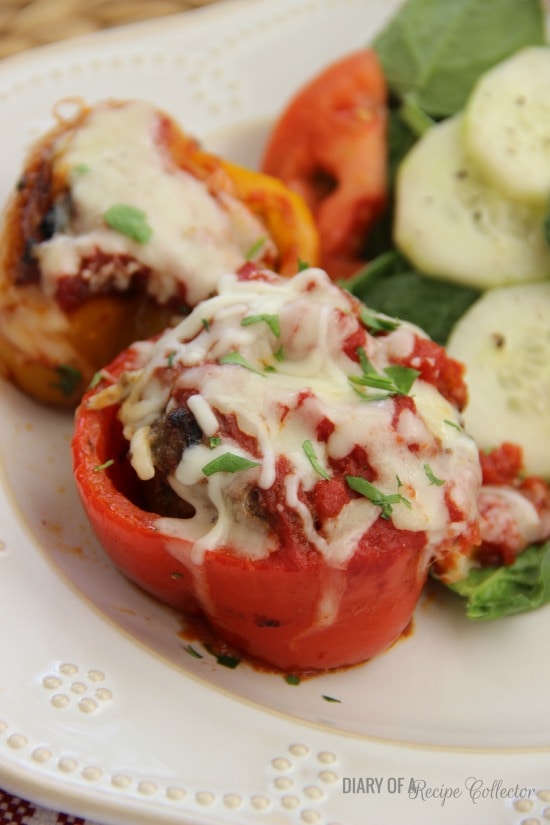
[72,267,478,673]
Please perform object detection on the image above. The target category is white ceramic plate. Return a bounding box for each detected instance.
[0,1,549,824]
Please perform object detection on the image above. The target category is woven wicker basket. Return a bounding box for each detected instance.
[0,0,219,59]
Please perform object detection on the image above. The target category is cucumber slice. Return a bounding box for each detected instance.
[463,47,550,207]
[446,282,550,479]
[394,115,550,290]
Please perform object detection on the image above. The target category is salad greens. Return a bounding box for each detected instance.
[348,0,550,622]
[372,0,545,119]
[448,542,550,621]
[345,251,479,344]
[347,0,547,344]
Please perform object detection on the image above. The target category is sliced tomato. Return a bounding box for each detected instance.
[262,49,388,281]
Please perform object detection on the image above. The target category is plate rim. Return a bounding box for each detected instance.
[0,2,549,824]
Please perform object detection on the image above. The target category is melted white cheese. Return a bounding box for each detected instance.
[478,486,542,550]
[104,267,481,569]
[35,101,273,305]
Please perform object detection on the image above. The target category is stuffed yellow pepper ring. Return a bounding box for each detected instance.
[0,99,319,406]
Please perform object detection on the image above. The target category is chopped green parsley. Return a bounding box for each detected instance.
[241,313,281,338]
[244,236,267,260]
[88,371,103,390]
[423,464,445,486]
[220,351,267,376]
[215,653,241,669]
[346,475,411,520]
[360,306,400,334]
[51,363,82,397]
[73,162,90,175]
[204,644,241,669]
[350,347,419,398]
[302,439,330,480]
[185,644,203,659]
[103,203,152,244]
[93,459,115,473]
[202,452,260,476]
[444,418,462,431]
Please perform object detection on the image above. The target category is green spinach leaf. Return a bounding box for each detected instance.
[344,252,480,344]
[373,0,546,118]
[446,542,550,621]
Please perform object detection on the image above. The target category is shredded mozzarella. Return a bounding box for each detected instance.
[34,100,274,305]
[107,267,481,571]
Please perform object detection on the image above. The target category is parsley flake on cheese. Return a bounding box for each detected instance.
[302,439,331,480]
[220,351,268,376]
[202,452,261,476]
[346,475,412,520]
[424,464,445,486]
[241,313,281,337]
[103,203,152,244]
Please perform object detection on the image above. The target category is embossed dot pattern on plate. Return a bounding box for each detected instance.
[39,662,113,714]
[0,2,548,823]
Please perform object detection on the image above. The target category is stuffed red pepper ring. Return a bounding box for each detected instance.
[72,264,481,672]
